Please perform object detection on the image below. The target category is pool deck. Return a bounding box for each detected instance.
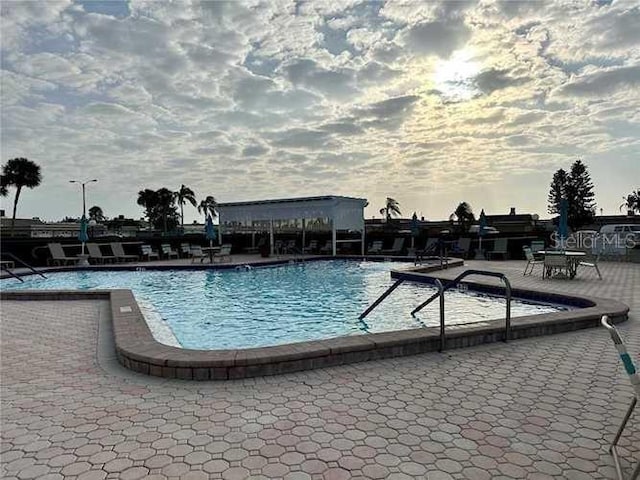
[1,259,639,479]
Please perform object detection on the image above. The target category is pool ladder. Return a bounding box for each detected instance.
[359,269,512,352]
[1,253,47,282]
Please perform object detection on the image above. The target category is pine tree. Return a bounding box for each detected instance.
[566,159,596,229]
[547,168,568,215]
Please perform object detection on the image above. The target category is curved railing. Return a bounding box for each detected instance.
[359,269,512,352]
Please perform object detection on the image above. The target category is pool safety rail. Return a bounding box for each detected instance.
[601,315,640,480]
[360,269,512,352]
[1,253,47,282]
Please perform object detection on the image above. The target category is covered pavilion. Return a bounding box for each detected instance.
[217,195,368,256]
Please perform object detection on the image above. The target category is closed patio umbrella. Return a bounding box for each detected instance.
[205,214,216,248]
[410,212,419,249]
[558,198,569,249]
[475,209,487,259]
[79,214,89,255]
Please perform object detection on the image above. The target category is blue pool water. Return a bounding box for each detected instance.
[3,261,569,349]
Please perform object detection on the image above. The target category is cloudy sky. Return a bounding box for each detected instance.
[1,0,639,223]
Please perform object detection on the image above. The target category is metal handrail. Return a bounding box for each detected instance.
[1,252,47,279]
[411,269,512,344]
[601,315,640,480]
[359,279,405,320]
[1,265,24,282]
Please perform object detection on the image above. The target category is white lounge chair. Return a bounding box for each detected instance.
[382,238,405,255]
[161,244,179,259]
[368,241,383,255]
[47,243,77,266]
[110,243,138,262]
[303,240,318,253]
[190,245,205,263]
[86,243,118,264]
[212,244,232,263]
[179,243,192,258]
[488,238,509,260]
[140,244,159,261]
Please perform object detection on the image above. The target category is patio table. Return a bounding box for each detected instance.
[538,250,586,279]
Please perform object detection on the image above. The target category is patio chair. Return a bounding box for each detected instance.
[303,240,318,253]
[110,243,138,262]
[450,237,471,259]
[531,240,545,260]
[190,245,205,263]
[415,238,438,264]
[284,239,297,254]
[161,244,179,259]
[179,243,193,258]
[382,238,405,255]
[543,252,569,278]
[274,240,283,255]
[368,240,383,254]
[212,244,232,263]
[47,243,77,266]
[140,244,159,261]
[523,246,544,276]
[601,316,640,480]
[86,243,118,264]
[319,241,332,254]
[488,238,509,260]
[579,252,603,280]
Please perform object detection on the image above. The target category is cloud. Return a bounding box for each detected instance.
[399,18,471,58]
[1,0,638,222]
[474,68,529,95]
[559,64,640,96]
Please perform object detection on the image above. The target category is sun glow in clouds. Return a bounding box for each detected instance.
[433,49,481,102]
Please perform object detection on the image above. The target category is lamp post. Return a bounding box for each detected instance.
[70,179,97,262]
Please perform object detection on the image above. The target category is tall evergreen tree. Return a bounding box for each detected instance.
[547,160,596,230]
[566,160,596,229]
[547,168,568,215]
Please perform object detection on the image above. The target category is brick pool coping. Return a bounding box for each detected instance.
[1,260,629,380]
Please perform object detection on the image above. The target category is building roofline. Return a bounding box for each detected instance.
[218,195,368,208]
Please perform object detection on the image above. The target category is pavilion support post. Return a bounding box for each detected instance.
[270,219,274,256]
[361,228,365,256]
[332,220,337,256]
[302,218,306,252]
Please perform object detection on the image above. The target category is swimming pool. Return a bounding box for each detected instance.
[3,260,569,349]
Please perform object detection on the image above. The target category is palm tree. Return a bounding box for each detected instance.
[88,205,106,222]
[452,202,475,233]
[379,197,401,221]
[197,195,218,221]
[175,184,197,227]
[620,189,640,215]
[2,158,42,233]
[0,175,8,197]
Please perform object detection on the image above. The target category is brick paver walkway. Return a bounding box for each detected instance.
[1,260,638,479]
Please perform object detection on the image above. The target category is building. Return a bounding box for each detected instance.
[217,195,368,256]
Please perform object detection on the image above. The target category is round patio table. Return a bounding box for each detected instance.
[538,250,586,278]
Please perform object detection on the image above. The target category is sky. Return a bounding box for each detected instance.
[1,0,639,224]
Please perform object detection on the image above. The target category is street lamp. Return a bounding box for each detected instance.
[69,179,97,218]
[70,179,97,263]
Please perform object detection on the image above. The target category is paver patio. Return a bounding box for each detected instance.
[1,260,638,479]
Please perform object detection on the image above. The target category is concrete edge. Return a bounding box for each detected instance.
[1,276,629,381]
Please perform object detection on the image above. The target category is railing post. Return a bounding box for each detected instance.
[435,279,445,351]
[503,276,511,342]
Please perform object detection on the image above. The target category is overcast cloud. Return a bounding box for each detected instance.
[1,0,639,222]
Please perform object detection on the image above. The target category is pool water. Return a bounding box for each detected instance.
[3,261,569,349]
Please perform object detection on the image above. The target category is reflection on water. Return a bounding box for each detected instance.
[3,261,568,349]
